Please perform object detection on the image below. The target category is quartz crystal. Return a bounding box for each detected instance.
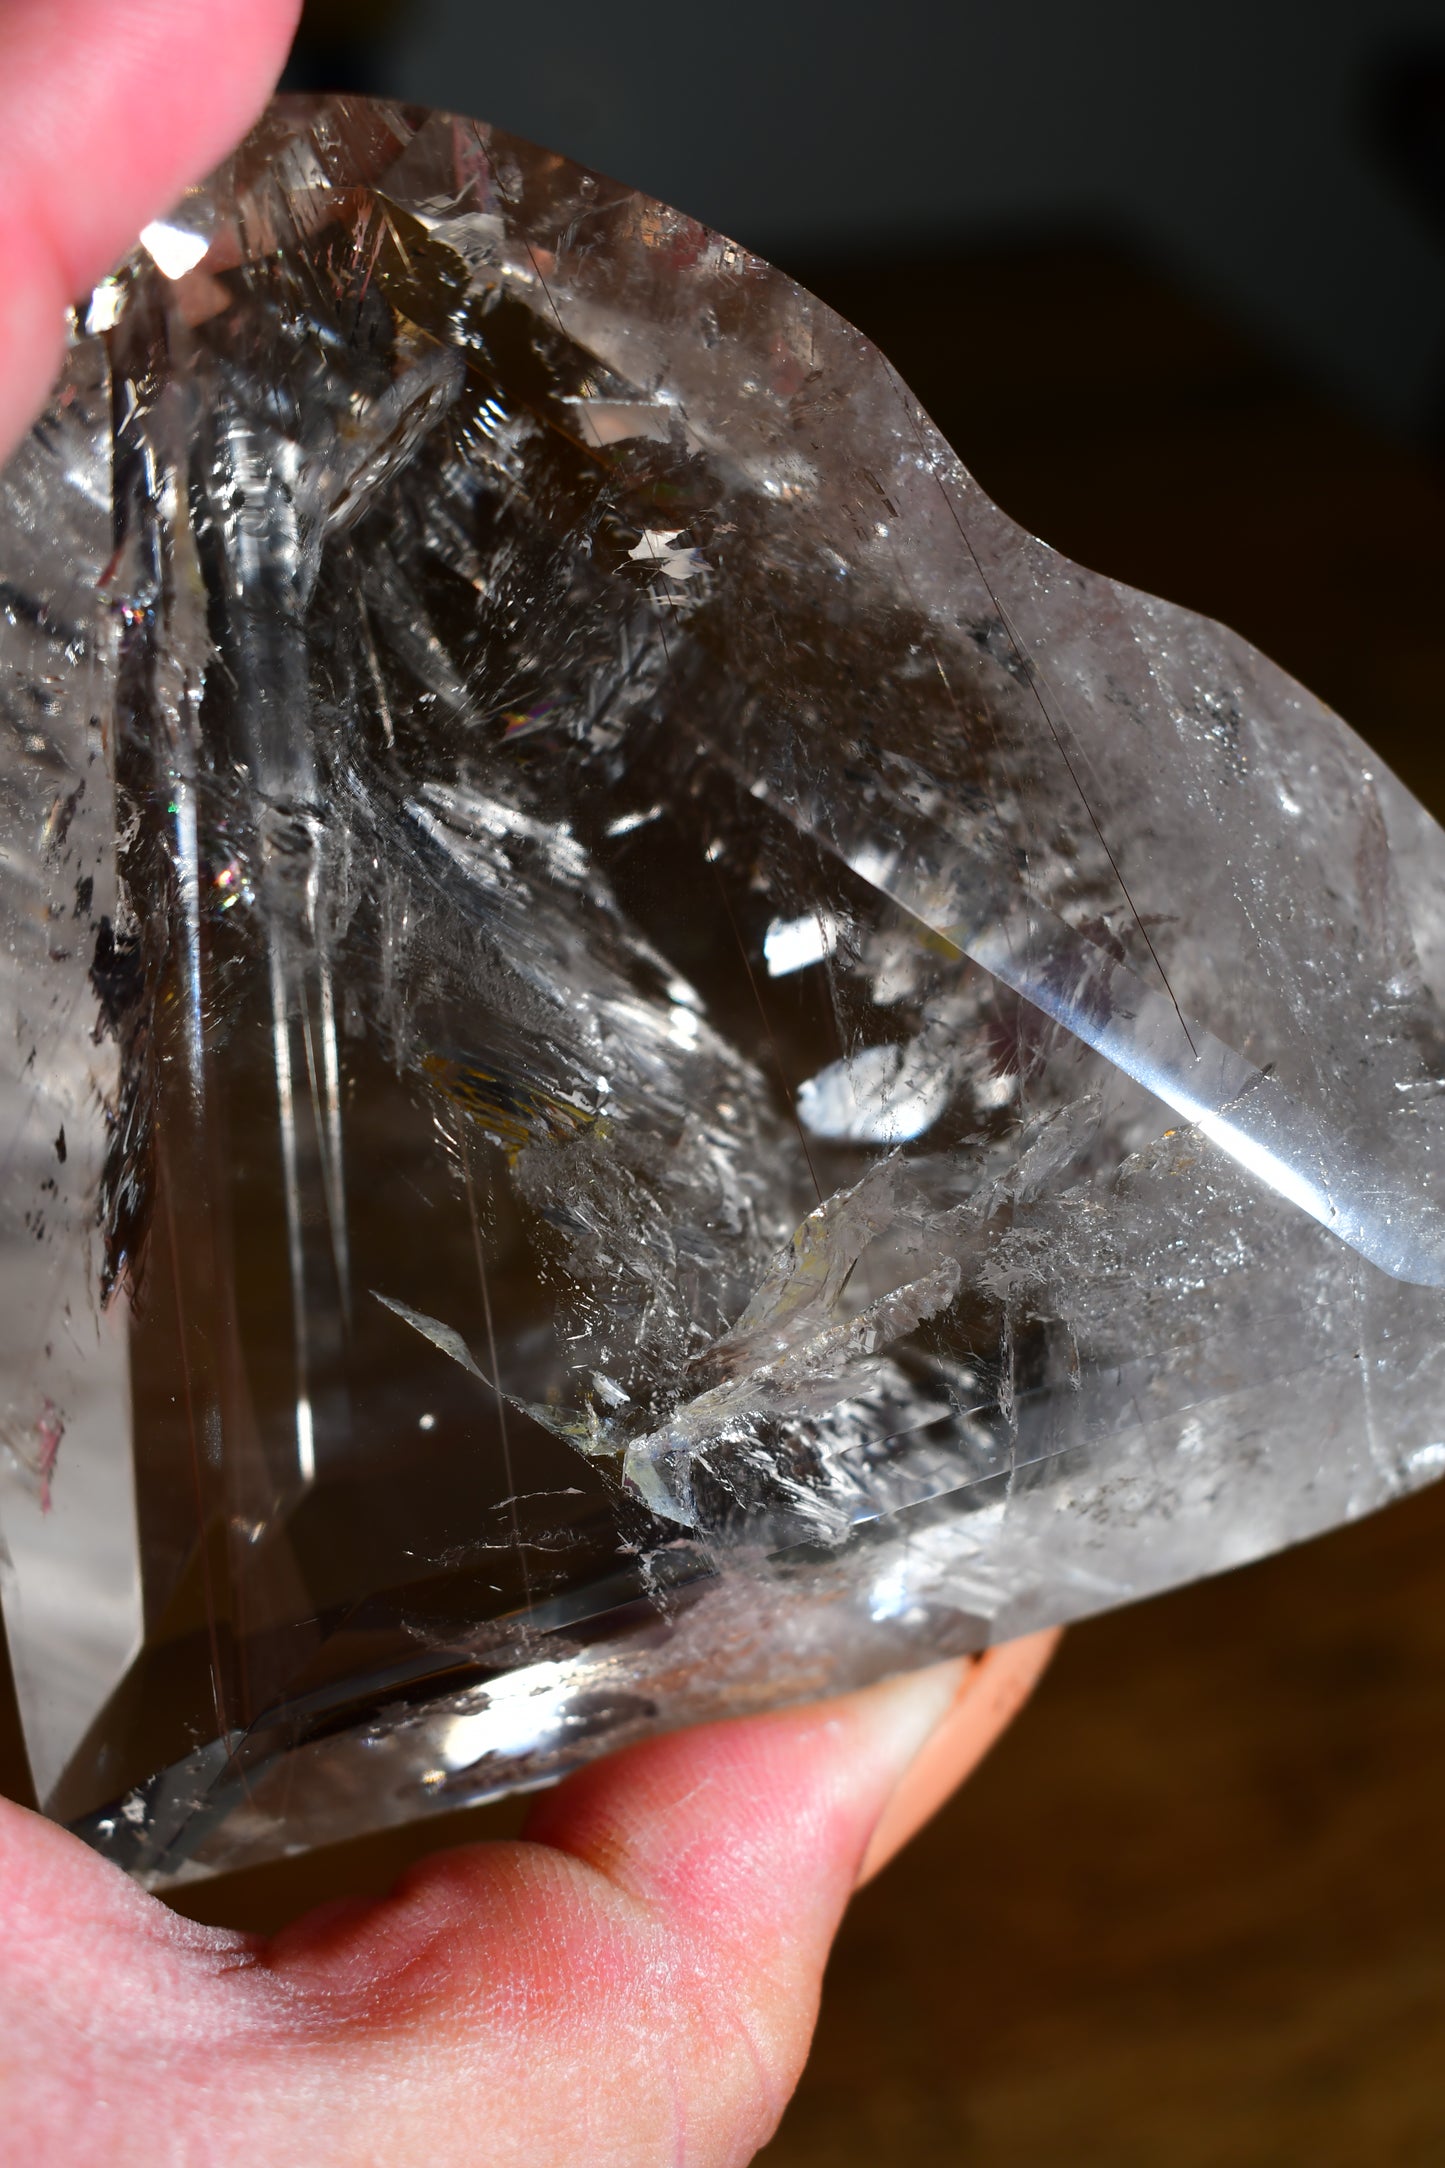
[4,96,1445,1886]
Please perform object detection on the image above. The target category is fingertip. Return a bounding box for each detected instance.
[0,0,302,462]
[525,1661,967,1929]
[0,229,69,474]
[856,1629,1060,1886]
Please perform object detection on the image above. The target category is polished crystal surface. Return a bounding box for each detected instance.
[5,95,1445,1884]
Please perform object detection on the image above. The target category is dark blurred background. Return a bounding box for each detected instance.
[285,0,1445,444]
[9,5,1445,2163]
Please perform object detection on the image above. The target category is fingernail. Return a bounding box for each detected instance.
[856,1658,978,1888]
[849,1656,971,1792]
[852,1632,1059,1885]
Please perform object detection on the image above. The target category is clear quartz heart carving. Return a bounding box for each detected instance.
[3,95,1444,1884]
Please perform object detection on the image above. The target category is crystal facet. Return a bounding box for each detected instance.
[5,96,1445,1883]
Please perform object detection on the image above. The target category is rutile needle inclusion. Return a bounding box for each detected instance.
[4,95,1445,1885]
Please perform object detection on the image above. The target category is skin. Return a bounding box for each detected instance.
[0,6,1058,2159]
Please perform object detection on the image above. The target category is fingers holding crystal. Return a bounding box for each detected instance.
[251,1668,969,2166]
[0,0,301,461]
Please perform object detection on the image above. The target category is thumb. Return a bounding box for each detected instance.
[0,1640,1052,2166]
[257,1638,1054,2166]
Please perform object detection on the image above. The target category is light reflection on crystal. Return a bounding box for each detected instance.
[797,1043,952,1144]
[765,911,840,977]
[85,278,127,335]
[139,219,212,281]
[3,94,1445,1884]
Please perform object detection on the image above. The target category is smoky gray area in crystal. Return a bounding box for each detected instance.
[3,96,1445,1886]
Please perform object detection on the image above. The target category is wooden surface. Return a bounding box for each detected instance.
[760,1480,1445,2167]
[5,239,1445,2160]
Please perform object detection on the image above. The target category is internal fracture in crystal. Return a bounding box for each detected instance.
[3,95,1445,1884]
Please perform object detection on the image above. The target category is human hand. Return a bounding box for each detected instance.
[2,1642,1054,2164]
[0,0,302,461]
[0,6,1056,2158]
